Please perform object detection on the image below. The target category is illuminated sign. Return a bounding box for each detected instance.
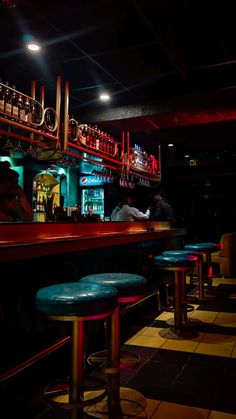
[79,176,104,186]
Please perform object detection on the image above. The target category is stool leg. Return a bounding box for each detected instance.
[181,271,188,323]
[206,253,213,288]
[70,320,84,419]
[198,255,204,299]
[174,271,182,335]
[108,305,123,418]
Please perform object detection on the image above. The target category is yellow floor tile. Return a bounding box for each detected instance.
[160,334,203,353]
[124,327,148,343]
[230,345,236,358]
[156,312,174,321]
[199,333,236,346]
[208,410,236,419]
[150,401,209,419]
[195,343,233,357]
[139,326,165,337]
[214,312,236,327]
[127,334,166,348]
[189,310,218,323]
[136,398,161,418]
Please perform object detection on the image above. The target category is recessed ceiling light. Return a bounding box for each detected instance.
[26,41,41,52]
[168,143,174,147]
[184,154,190,158]
[99,93,110,102]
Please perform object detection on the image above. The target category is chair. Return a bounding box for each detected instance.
[79,273,147,418]
[154,254,198,339]
[210,233,236,278]
[35,282,118,418]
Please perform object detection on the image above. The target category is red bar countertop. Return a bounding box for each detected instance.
[0,221,187,262]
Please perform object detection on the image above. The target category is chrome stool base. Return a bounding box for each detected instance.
[159,327,199,340]
[166,317,202,328]
[84,387,147,418]
[44,375,107,410]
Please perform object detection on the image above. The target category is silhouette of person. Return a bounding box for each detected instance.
[0,161,33,222]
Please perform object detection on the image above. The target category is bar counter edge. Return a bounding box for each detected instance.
[0,221,187,262]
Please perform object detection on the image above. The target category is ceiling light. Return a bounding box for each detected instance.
[99,93,110,102]
[26,41,41,52]
[168,143,174,147]
[184,154,190,158]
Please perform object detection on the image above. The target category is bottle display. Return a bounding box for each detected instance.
[32,174,60,222]
[81,187,104,220]
[68,117,121,161]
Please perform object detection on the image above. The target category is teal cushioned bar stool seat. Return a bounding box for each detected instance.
[163,249,205,300]
[35,282,118,418]
[79,273,147,418]
[184,242,221,298]
[154,254,198,339]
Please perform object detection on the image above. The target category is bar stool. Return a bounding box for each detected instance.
[184,242,221,298]
[154,254,198,339]
[163,250,204,299]
[35,282,118,418]
[79,273,147,418]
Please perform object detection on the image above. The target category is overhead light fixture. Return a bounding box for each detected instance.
[184,154,190,158]
[168,143,174,147]
[26,41,41,53]
[99,93,110,102]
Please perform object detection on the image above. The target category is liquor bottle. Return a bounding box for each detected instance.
[0,79,5,114]
[69,117,77,142]
[11,85,19,119]
[18,94,26,122]
[86,124,91,147]
[31,100,38,124]
[95,127,100,150]
[4,81,12,117]
[81,124,87,145]
[25,97,32,124]
[45,109,54,131]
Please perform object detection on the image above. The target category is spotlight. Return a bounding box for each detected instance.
[99,93,110,102]
[26,41,41,53]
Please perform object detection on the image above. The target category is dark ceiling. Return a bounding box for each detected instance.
[1,0,236,153]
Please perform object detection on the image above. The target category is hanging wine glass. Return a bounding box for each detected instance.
[12,140,25,158]
[25,144,37,158]
[1,138,14,155]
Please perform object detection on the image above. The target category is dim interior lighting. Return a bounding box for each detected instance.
[168,143,174,147]
[26,41,41,52]
[185,154,190,158]
[99,93,110,102]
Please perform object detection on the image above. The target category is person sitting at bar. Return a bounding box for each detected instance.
[84,207,102,223]
[0,161,34,222]
[115,195,150,222]
[149,188,174,227]
[110,200,122,221]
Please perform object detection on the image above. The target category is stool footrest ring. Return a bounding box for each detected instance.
[87,349,140,372]
[44,375,107,410]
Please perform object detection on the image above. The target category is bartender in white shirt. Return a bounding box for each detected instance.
[115,195,150,221]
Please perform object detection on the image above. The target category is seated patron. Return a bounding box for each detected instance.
[149,188,174,227]
[115,195,150,222]
[0,161,34,222]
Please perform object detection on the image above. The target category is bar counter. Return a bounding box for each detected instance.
[0,221,187,379]
[0,221,187,262]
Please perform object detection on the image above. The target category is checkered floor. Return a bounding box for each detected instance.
[1,276,236,419]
